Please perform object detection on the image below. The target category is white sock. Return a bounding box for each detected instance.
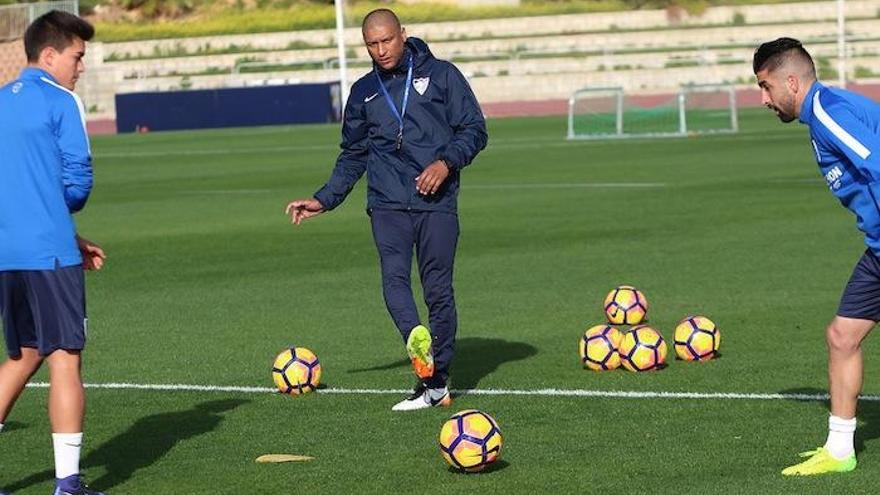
[52,432,83,479]
[0,423,4,433]
[824,415,856,460]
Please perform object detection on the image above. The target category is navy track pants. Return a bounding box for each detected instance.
[370,208,458,388]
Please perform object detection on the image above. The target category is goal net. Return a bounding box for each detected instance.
[567,84,738,140]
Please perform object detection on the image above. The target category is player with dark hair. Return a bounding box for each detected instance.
[0,10,106,495]
[285,8,487,411]
[754,37,880,476]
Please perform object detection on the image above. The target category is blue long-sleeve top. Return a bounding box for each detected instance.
[801,81,880,256]
[0,67,92,270]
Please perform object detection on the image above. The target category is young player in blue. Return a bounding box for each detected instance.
[0,11,106,495]
[285,9,487,411]
[754,37,880,476]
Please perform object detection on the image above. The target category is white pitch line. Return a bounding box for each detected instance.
[23,382,880,402]
[463,182,666,190]
[26,382,275,393]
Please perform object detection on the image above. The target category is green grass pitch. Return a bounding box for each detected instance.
[2,109,880,493]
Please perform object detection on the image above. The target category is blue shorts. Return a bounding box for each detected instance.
[0,264,87,357]
[838,249,880,321]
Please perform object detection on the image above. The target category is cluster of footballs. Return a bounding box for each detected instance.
[271,347,502,472]
[579,285,722,372]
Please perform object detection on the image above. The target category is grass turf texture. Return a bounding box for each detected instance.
[2,108,879,493]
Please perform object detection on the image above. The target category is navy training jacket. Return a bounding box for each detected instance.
[314,37,488,213]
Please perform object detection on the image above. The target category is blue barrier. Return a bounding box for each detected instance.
[115,82,341,133]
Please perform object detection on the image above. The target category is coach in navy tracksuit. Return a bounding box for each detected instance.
[285,8,487,411]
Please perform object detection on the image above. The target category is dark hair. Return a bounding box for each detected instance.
[753,37,815,76]
[362,8,401,32]
[24,10,94,63]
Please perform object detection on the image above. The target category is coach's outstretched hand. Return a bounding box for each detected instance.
[285,198,325,225]
[76,234,106,271]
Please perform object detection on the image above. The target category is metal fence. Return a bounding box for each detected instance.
[0,1,78,41]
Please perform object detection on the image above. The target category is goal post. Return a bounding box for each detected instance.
[567,84,738,140]
[566,86,624,139]
[680,83,739,136]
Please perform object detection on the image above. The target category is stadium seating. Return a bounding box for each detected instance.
[71,0,880,120]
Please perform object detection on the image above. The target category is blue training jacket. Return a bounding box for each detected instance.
[800,81,880,256]
[314,37,488,213]
[0,67,92,270]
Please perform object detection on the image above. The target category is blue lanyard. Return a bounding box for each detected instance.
[374,54,413,150]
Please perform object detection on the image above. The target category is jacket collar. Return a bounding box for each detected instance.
[19,66,55,82]
[376,46,412,76]
[799,80,823,124]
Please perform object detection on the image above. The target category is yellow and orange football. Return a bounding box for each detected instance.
[439,410,502,472]
[272,347,321,395]
[618,325,667,372]
[579,324,622,371]
[603,286,648,325]
[674,315,721,361]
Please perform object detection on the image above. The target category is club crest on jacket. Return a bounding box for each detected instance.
[413,77,430,95]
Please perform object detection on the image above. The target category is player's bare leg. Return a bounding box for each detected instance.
[827,316,873,419]
[47,349,84,433]
[0,347,43,424]
[782,316,872,475]
[45,349,108,495]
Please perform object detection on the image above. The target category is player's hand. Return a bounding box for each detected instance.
[76,235,106,271]
[415,160,450,196]
[284,198,325,225]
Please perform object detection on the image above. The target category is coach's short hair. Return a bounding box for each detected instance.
[24,10,94,63]
[753,37,815,77]
[362,8,401,32]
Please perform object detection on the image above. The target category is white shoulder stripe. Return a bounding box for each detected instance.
[39,76,91,154]
[812,89,870,160]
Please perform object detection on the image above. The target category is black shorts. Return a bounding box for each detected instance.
[838,249,880,321]
[0,264,87,357]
